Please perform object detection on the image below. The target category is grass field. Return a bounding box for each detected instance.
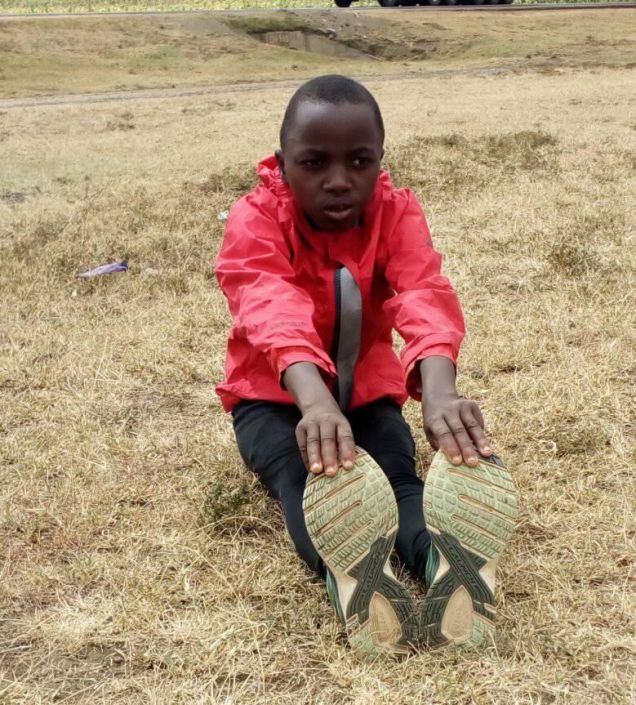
[1,7,635,705]
[1,9,634,98]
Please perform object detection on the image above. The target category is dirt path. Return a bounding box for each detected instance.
[0,65,516,110]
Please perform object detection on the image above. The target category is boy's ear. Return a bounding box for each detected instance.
[275,149,287,182]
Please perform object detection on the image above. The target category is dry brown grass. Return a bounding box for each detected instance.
[1,9,635,98]
[1,8,635,705]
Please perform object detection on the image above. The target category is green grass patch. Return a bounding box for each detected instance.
[226,11,314,34]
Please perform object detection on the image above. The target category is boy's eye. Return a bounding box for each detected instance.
[352,157,373,168]
[300,158,325,169]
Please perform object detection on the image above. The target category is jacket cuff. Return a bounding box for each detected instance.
[403,340,459,401]
[271,346,337,389]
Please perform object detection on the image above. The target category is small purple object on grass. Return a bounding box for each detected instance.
[77,260,128,278]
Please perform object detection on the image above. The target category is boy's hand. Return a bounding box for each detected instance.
[419,356,492,467]
[296,400,356,477]
[422,393,491,467]
[283,361,356,476]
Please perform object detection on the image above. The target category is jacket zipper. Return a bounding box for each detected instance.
[330,267,342,406]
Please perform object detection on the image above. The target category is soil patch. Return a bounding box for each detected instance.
[225,12,429,62]
[258,29,373,61]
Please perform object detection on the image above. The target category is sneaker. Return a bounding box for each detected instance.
[419,450,518,649]
[303,448,418,659]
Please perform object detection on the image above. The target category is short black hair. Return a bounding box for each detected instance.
[279,74,385,148]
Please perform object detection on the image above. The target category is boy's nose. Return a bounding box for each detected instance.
[324,166,351,193]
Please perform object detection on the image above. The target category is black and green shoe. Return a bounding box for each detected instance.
[419,450,518,649]
[303,448,418,659]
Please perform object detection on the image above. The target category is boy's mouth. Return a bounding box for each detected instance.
[322,202,356,223]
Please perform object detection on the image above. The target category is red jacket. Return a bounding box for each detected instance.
[215,156,465,412]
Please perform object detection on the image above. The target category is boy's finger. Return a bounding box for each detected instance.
[460,406,492,457]
[319,422,339,477]
[295,426,310,470]
[337,423,356,470]
[430,419,462,465]
[470,402,492,456]
[470,401,486,430]
[305,427,323,474]
[444,413,479,466]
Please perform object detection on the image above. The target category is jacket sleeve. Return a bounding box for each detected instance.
[382,190,466,400]
[215,193,337,383]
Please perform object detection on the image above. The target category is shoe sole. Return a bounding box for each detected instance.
[302,448,417,659]
[420,450,518,649]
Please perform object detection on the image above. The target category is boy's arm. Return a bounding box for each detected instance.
[384,191,491,466]
[216,196,355,473]
[216,196,336,384]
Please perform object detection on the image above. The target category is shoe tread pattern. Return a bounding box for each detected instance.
[303,451,396,571]
[424,452,518,560]
[303,450,417,657]
[420,451,518,649]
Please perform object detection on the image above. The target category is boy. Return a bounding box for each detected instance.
[215,75,517,658]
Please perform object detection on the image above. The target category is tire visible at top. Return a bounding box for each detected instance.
[333,0,515,6]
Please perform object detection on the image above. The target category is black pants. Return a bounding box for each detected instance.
[232,398,432,580]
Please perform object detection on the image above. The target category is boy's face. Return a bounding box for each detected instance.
[276,101,384,232]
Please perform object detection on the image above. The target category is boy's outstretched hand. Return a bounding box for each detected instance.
[420,357,492,467]
[296,401,356,477]
[283,362,356,476]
